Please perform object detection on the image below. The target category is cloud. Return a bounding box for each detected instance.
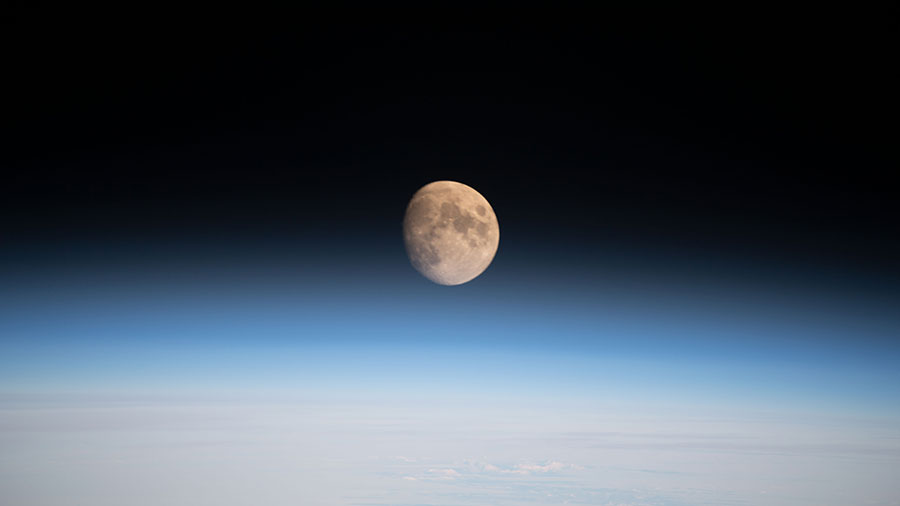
[426,468,460,480]
[460,459,582,475]
[461,460,500,472]
[512,460,579,473]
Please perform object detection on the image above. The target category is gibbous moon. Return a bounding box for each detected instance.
[403,181,499,285]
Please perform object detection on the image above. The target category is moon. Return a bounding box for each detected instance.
[403,181,500,285]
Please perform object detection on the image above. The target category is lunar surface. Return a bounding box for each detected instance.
[403,181,499,285]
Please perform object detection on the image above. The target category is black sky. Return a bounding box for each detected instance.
[3,7,898,286]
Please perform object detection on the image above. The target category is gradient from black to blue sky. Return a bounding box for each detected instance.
[2,8,899,505]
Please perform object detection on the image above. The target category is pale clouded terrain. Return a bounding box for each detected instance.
[1,394,898,505]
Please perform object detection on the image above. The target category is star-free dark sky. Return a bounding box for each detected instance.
[5,8,897,281]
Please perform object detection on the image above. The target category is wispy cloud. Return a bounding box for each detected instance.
[461,459,582,475]
[407,459,583,481]
[511,460,581,473]
[425,468,460,480]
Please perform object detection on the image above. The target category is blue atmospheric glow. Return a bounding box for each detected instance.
[2,248,898,416]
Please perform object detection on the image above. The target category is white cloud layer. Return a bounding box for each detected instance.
[1,395,898,506]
